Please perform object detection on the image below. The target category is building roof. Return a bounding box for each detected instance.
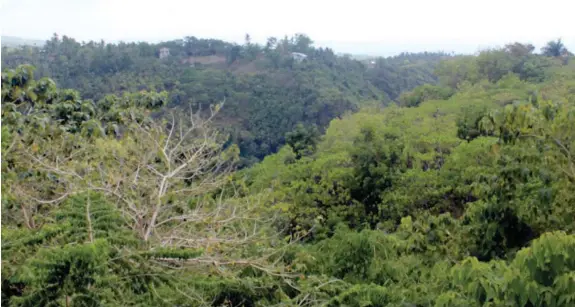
[291,52,307,57]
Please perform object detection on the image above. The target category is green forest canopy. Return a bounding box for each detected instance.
[1,33,449,165]
[2,36,575,306]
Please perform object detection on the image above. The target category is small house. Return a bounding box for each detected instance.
[159,47,170,59]
[291,52,307,63]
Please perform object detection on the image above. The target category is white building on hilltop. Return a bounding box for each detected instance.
[291,52,307,62]
[159,47,170,59]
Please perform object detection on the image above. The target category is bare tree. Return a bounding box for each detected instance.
[5,104,302,283]
[13,106,236,239]
[92,105,238,242]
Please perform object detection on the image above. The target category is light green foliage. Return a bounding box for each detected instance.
[236,44,575,306]
[444,232,575,306]
[437,42,564,90]
[3,38,575,306]
[435,55,481,88]
[398,84,454,107]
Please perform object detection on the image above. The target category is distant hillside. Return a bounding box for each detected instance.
[1,34,446,165]
[337,53,377,61]
[1,36,46,47]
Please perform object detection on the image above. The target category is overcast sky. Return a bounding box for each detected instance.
[2,0,574,56]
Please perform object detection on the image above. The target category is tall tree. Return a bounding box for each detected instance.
[541,38,570,57]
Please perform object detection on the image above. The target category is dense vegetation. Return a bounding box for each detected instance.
[2,34,445,165]
[2,37,575,306]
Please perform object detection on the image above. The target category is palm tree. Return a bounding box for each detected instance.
[541,39,570,57]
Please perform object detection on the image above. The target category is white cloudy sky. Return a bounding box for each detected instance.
[1,0,574,56]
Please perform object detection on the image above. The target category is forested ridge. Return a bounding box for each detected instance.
[2,36,575,306]
[2,34,446,165]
